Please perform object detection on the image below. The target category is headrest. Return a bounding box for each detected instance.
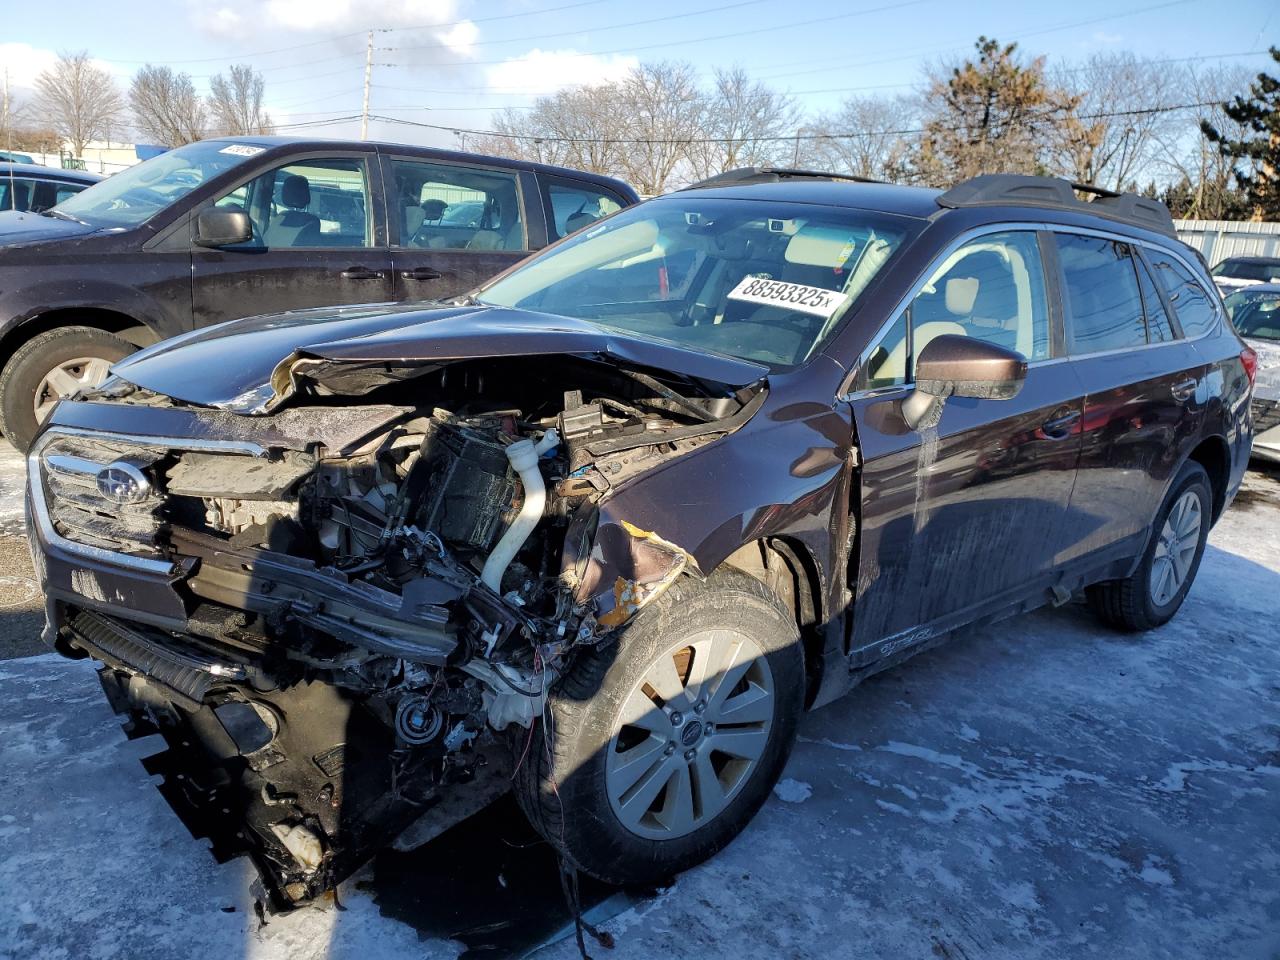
[785,225,859,268]
[945,277,979,315]
[565,211,598,234]
[421,198,448,220]
[281,174,310,209]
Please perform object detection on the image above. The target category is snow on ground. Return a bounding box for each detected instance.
[1,469,1279,959]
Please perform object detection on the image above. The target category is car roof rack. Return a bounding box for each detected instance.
[935,174,1176,238]
[679,167,885,191]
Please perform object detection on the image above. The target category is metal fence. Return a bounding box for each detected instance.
[1175,219,1280,267]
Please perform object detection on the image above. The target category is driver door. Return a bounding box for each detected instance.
[844,230,1085,653]
[191,152,393,327]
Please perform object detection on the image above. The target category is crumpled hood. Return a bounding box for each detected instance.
[110,303,768,412]
[1247,336,1280,401]
[0,209,102,247]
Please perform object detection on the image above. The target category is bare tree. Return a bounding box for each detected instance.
[1153,64,1255,219]
[1051,53,1178,189]
[616,62,705,194]
[686,67,797,180]
[209,64,273,136]
[130,65,205,147]
[471,85,633,175]
[33,51,125,156]
[801,95,917,180]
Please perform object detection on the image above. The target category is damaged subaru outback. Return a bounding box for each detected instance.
[27,170,1253,909]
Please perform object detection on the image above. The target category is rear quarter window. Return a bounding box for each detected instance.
[1149,251,1218,338]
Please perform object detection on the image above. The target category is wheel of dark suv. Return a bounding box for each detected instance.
[514,568,804,886]
[0,326,133,452]
[1088,460,1212,632]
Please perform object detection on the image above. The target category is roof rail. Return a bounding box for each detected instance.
[679,167,884,191]
[935,174,1176,238]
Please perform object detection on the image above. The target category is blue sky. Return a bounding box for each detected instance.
[2,0,1276,148]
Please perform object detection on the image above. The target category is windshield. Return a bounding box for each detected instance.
[477,197,917,369]
[1213,259,1280,282]
[52,140,266,229]
[1225,289,1280,340]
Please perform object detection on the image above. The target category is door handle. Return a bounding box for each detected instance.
[340,266,385,280]
[1171,378,1197,402]
[400,268,442,281]
[1041,409,1081,439]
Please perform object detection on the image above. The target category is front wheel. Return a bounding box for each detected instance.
[0,326,133,452]
[1088,460,1212,632]
[514,569,804,886]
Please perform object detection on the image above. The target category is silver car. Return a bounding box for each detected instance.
[1226,283,1280,463]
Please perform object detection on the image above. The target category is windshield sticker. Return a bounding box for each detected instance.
[219,144,265,157]
[727,276,850,318]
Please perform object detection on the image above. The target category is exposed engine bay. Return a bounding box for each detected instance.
[45,355,762,909]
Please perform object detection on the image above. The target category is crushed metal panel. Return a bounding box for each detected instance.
[581,520,698,629]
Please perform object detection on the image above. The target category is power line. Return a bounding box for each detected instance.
[366,98,1228,146]
[378,0,777,53]
[92,0,619,66]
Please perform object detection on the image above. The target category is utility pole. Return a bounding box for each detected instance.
[361,31,373,139]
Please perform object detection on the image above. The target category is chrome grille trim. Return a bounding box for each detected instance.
[30,427,269,576]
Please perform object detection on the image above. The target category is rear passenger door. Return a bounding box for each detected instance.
[384,156,534,302]
[1053,233,1207,569]
[847,230,1085,650]
[191,152,394,326]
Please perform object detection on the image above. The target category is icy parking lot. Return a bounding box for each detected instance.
[1,466,1279,959]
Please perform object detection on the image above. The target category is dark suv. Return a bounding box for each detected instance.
[0,137,637,449]
[27,171,1253,909]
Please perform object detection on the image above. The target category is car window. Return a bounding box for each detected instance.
[1223,289,1280,340]
[545,179,624,241]
[55,139,268,228]
[1213,259,1280,282]
[390,159,525,252]
[1149,251,1218,338]
[1135,256,1176,342]
[0,178,33,211]
[478,198,916,369]
[215,157,371,250]
[1055,234,1147,354]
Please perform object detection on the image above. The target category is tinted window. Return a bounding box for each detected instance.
[215,157,371,249]
[545,180,624,240]
[1150,251,1218,338]
[1135,256,1175,342]
[391,159,525,251]
[1056,235,1147,354]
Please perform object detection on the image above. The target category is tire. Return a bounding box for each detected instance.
[1087,460,1212,632]
[514,567,804,886]
[0,326,133,452]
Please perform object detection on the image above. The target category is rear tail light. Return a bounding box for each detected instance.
[1240,347,1258,389]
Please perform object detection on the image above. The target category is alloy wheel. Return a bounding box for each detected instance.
[1149,489,1203,607]
[605,628,775,840]
[33,356,113,422]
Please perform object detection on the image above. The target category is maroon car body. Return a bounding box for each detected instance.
[26,172,1254,907]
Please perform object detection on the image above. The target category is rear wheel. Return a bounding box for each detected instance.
[514,568,804,886]
[1088,460,1212,631]
[0,326,133,451]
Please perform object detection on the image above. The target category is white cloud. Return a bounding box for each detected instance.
[485,49,638,96]
[0,43,123,91]
[193,0,462,36]
[438,20,479,58]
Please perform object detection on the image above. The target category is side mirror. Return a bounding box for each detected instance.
[901,334,1027,430]
[195,207,252,248]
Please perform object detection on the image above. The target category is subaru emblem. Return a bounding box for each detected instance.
[95,461,152,504]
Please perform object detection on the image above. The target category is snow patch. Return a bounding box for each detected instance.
[773,779,812,803]
[958,723,980,742]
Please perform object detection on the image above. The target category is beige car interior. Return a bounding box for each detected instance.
[866,236,1046,385]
